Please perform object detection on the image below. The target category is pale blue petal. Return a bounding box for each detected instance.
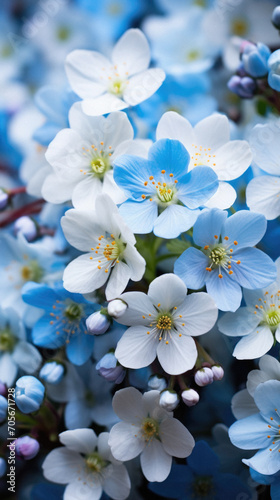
[177,167,218,209]
[206,271,242,312]
[187,441,219,475]
[230,248,277,289]
[118,200,158,234]
[229,414,270,450]
[193,208,228,247]
[244,447,280,476]
[174,248,208,290]
[218,307,260,337]
[153,205,200,239]
[253,380,280,416]
[113,155,155,199]
[32,316,66,349]
[148,138,190,178]
[66,332,95,366]
[22,282,59,309]
[221,211,267,249]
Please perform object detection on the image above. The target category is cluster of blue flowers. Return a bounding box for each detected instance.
[0,1,280,500]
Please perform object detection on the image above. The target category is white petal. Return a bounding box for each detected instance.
[249,123,280,175]
[42,448,84,484]
[63,254,108,294]
[42,173,76,204]
[103,463,131,500]
[231,389,258,420]
[59,429,97,454]
[159,417,195,458]
[122,244,146,282]
[109,422,145,461]
[123,69,165,106]
[247,369,273,397]
[102,171,127,205]
[148,274,187,310]
[72,176,103,210]
[82,94,128,117]
[0,353,17,386]
[156,111,194,151]
[112,29,150,75]
[218,307,259,337]
[157,333,197,375]
[65,49,110,99]
[213,141,252,181]
[12,341,42,374]
[246,176,280,220]
[140,440,172,482]
[174,292,218,337]
[259,354,280,379]
[61,208,102,251]
[233,326,274,360]
[105,262,132,301]
[204,182,236,210]
[45,128,87,178]
[64,479,102,500]
[194,114,230,150]
[115,291,156,325]
[112,387,145,423]
[115,326,158,369]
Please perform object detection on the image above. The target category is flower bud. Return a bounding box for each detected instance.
[86,310,110,335]
[159,390,179,411]
[0,381,6,396]
[107,299,127,318]
[14,216,37,242]
[228,75,256,99]
[241,42,270,77]
[0,189,8,210]
[148,375,167,392]
[211,365,224,381]
[39,361,65,385]
[0,458,6,478]
[194,367,214,387]
[0,395,7,422]
[272,6,280,29]
[14,436,40,460]
[96,353,125,384]
[181,389,200,407]
[15,376,45,414]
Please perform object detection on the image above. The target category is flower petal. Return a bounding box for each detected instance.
[160,417,195,458]
[148,273,187,310]
[140,439,172,482]
[156,333,197,375]
[115,326,158,369]
[174,247,208,290]
[59,429,97,454]
[233,326,274,360]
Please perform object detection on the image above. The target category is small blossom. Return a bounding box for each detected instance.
[39,362,65,385]
[181,389,200,407]
[14,436,40,460]
[96,353,125,384]
[159,390,179,411]
[148,375,167,392]
[211,365,224,381]
[14,216,37,242]
[15,376,45,414]
[86,310,111,335]
[107,299,128,319]
[194,367,214,387]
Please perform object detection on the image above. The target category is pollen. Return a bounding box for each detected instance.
[234,241,238,245]
[237,260,241,264]
[218,274,223,278]
[224,236,229,240]
[149,176,154,180]
[161,170,166,174]
[204,245,209,250]
[141,195,146,199]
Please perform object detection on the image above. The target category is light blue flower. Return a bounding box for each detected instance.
[229,380,280,475]
[15,376,45,414]
[241,42,270,78]
[0,395,7,422]
[114,138,218,238]
[39,362,65,385]
[250,468,280,500]
[174,208,277,311]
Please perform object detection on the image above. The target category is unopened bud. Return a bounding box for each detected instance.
[14,216,37,241]
[0,381,6,396]
[211,365,224,381]
[96,353,125,384]
[181,389,200,407]
[107,299,127,318]
[15,376,45,414]
[86,310,110,335]
[148,375,167,392]
[0,395,7,422]
[0,458,6,477]
[14,436,40,460]
[39,361,65,385]
[0,189,8,210]
[272,6,280,29]
[159,390,179,411]
[194,367,214,387]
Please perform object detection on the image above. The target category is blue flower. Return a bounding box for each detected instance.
[229,380,280,475]
[149,440,253,499]
[174,208,277,311]
[241,42,270,78]
[268,50,280,92]
[22,281,98,366]
[250,468,280,500]
[113,139,218,238]
[15,376,45,414]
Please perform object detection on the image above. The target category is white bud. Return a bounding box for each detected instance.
[14,216,37,241]
[159,390,179,411]
[211,365,224,381]
[148,375,167,392]
[194,367,214,387]
[181,389,200,407]
[0,189,8,210]
[86,310,110,335]
[107,299,127,318]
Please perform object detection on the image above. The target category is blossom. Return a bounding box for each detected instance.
[114,273,218,375]
[61,194,145,300]
[43,104,149,208]
[246,122,280,220]
[15,376,45,414]
[156,112,252,209]
[65,28,165,116]
[108,387,195,482]
[218,258,280,359]
[174,208,277,312]
[43,428,131,500]
[113,138,218,238]
[229,380,280,475]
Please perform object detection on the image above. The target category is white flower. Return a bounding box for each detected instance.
[108,387,195,482]
[246,122,280,220]
[65,28,165,116]
[43,104,150,208]
[156,112,252,209]
[61,195,145,300]
[43,428,131,500]
[114,274,218,375]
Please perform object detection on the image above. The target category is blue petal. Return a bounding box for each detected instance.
[249,468,273,485]
[253,380,280,416]
[66,331,95,366]
[229,413,270,450]
[230,248,277,289]
[187,441,220,475]
[215,473,253,500]
[271,479,280,500]
[193,208,228,247]
[206,270,242,312]
[174,247,208,290]
[32,315,66,349]
[244,447,280,476]
[177,166,218,209]
[22,282,59,309]
[148,138,190,178]
[113,155,155,199]
[149,464,193,498]
[153,205,200,239]
[118,199,158,234]
[221,210,267,249]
